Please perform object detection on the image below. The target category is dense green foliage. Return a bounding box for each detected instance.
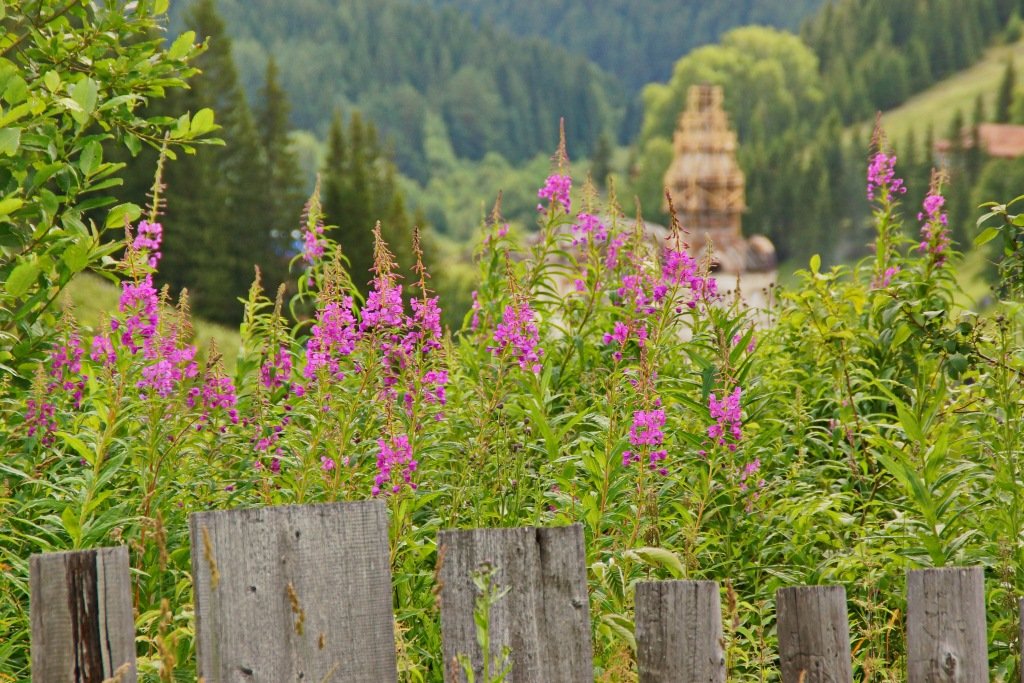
[169,0,622,176]
[419,0,825,95]
[803,0,1024,121]
[4,128,1024,680]
[0,0,206,381]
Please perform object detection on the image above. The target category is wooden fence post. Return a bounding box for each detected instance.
[1019,598,1024,683]
[30,546,136,683]
[437,524,592,682]
[906,566,988,682]
[776,585,853,683]
[634,580,725,683]
[189,501,398,683]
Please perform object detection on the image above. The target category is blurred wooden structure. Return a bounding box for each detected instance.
[663,84,775,275]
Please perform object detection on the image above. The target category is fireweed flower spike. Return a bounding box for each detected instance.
[708,386,743,451]
[866,151,906,201]
[492,298,543,373]
[916,174,951,267]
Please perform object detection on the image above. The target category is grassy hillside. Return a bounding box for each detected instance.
[876,39,1024,144]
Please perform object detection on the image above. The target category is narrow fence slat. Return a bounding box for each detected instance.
[30,546,136,683]
[437,524,592,682]
[776,585,852,683]
[634,580,725,683]
[906,566,987,682]
[189,501,397,683]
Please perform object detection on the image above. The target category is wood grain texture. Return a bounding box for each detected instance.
[189,500,397,683]
[30,546,136,683]
[776,585,852,683]
[634,580,725,683]
[437,524,592,682]
[906,567,988,683]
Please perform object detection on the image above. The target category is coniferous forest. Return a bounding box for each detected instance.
[5,1,1024,680]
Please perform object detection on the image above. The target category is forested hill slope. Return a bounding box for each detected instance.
[415,0,827,92]
[169,0,622,180]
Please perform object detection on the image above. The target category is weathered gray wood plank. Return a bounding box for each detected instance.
[776,585,852,683]
[189,500,397,683]
[634,580,725,683]
[906,566,988,682]
[30,546,136,683]
[437,524,592,682]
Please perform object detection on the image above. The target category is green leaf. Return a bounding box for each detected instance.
[0,126,20,155]
[625,547,686,579]
[809,253,821,274]
[154,0,170,14]
[5,260,40,298]
[105,202,141,229]
[71,77,98,116]
[61,239,91,274]
[79,140,102,176]
[190,107,216,135]
[1,74,27,104]
[0,195,23,216]
[43,70,60,92]
[168,31,195,60]
[974,227,1001,246]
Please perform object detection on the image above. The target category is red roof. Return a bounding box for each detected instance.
[935,123,1024,158]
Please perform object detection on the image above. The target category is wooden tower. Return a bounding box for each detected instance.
[663,84,773,273]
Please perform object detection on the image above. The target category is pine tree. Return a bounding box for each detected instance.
[159,0,276,324]
[322,111,416,294]
[256,56,307,285]
[997,58,1016,123]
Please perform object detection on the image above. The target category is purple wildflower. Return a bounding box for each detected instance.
[304,297,360,381]
[134,221,163,268]
[261,345,293,390]
[622,408,668,474]
[572,213,608,246]
[916,191,951,266]
[373,433,418,496]
[708,387,743,450]
[537,173,572,213]
[866,152,907,201]
[491,301,543,373]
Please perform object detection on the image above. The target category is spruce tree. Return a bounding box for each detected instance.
[160,0,276,324]
[997,58,1016,123]
[257,56,307,283]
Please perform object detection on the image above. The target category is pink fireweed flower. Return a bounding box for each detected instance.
[117,275,159,354]
[89,334,116,368]
[260,345,293,390]
[604,233,628,269]
[409,296,443,355]
[373,433,418,496]
[301,219,326,264]
[622,408,668,474]
[304,297,360,381]
[537,173,572,213]
[572,213,608,246]
[360,281,405,332]
[134,220,163,267]
[470,290,481,331]
[321,456,335,472]
[866,152,906,201]
[137,341,198,399]
[24,398,57,446]
[916,191,951,266]
[872,265,900,289]
[491,301,543,373]
[47,332,86,408]
[200,373,239,424]
[708,387,743,450]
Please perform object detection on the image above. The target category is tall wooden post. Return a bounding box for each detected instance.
[776,585,853,683]
[30,546,136,683]
[437,524,592,682]
[634,580,726,682]
[906,567,988,682]
[189,501,398,682]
